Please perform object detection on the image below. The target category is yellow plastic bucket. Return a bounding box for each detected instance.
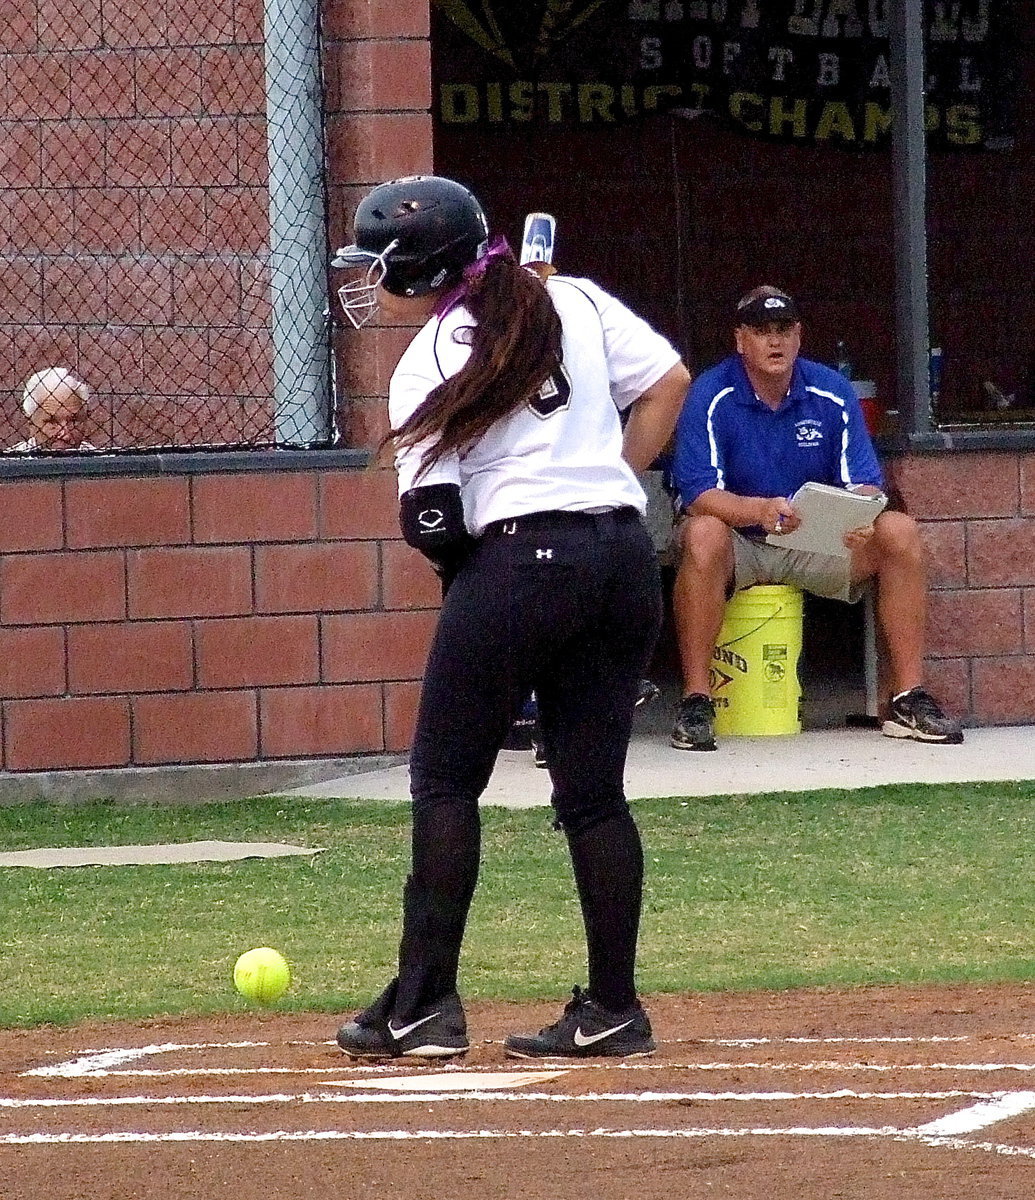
[711,585,803,737]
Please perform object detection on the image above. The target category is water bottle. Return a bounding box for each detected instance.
[929,346,943,407]
[835,340,853,380]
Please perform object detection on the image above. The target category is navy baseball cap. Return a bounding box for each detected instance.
[735,291,801,327]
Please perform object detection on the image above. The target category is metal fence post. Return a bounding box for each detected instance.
[264,0,332,445]
[890,0,933,436]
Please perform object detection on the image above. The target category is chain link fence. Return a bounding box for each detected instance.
[1,0,333,456]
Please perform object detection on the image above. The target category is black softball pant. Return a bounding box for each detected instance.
[391,507,662,1020]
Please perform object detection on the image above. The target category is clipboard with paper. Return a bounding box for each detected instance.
[765,481,887,558]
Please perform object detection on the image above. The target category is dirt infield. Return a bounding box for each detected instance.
[2,983,1034,1199]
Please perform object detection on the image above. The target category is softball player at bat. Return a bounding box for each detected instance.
[332,175,690,1059]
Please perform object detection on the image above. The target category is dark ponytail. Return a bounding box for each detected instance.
[386,254,563,476]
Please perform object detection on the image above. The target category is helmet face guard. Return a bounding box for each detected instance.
[333,239,400,329]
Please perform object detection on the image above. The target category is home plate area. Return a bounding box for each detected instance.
[3,985,1035,1199]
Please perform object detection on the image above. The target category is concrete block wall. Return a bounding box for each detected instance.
[321,0,433,451]
[895,452,1035,725]
[0,469,440,771]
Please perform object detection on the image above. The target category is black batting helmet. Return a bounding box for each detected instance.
[333,175,489,302]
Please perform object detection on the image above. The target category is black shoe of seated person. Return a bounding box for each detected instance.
[635,678,662,709]
[531,724,549,769]
[671,692,717,751]
[882,687,964,744]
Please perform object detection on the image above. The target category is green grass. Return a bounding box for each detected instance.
[2,781,1035,1027]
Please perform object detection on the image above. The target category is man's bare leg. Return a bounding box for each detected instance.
[851,510,926,695]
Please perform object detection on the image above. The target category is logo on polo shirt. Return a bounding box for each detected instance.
[795,420,823,446]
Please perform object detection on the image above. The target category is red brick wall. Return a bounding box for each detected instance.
[0,0,443,776]
[322,0,433,451]
[0,468,439,771]
[3,453,1031,776]
[894,452,1035,725]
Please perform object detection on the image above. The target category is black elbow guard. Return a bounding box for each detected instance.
[399,483,473,567]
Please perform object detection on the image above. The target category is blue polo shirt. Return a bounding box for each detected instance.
[672,355,883,533]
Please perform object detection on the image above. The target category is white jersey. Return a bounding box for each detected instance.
[388,275,681,536]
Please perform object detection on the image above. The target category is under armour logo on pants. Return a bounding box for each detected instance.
[536,548,553,559]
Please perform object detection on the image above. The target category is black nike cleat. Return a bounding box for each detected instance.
[504,986,655,1059]
[336,982,469,1060]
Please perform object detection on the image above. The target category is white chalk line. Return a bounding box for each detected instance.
[0,1126,904,1145]
[6,1125,1033,1158]
[44,1067,356,1078]
[5,1126,1035,1158]
[25,1034,996,1078]
[0,1088,1006,1109]
[26,1042,281,1077]
[703,1036,972,1047]
[915,1091,1035,1136]
[7,1087,1035,1143]
[42,1061,1035,1079]
[16,1039,1035,1160]
[905,1134,1035,1160]
[6,1083,1035,1158]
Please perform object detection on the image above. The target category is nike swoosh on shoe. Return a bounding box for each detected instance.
[388,1012,441,1041]
[572,1019,634,1047]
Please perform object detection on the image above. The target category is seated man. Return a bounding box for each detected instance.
[13,367,94,452]
[669,285,962,751]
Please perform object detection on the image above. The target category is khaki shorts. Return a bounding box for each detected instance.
[671,518,868,604]
[730,529,868,604]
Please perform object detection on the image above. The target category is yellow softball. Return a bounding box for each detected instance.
[233,947,291,1004]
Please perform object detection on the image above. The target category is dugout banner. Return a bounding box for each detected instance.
[432,0,1019,150]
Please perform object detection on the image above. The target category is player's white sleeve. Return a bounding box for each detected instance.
[389,366,461,496]
[571,279,681,411]
[394,439,461,496]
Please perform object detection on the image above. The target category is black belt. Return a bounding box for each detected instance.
[482,507,639,538]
